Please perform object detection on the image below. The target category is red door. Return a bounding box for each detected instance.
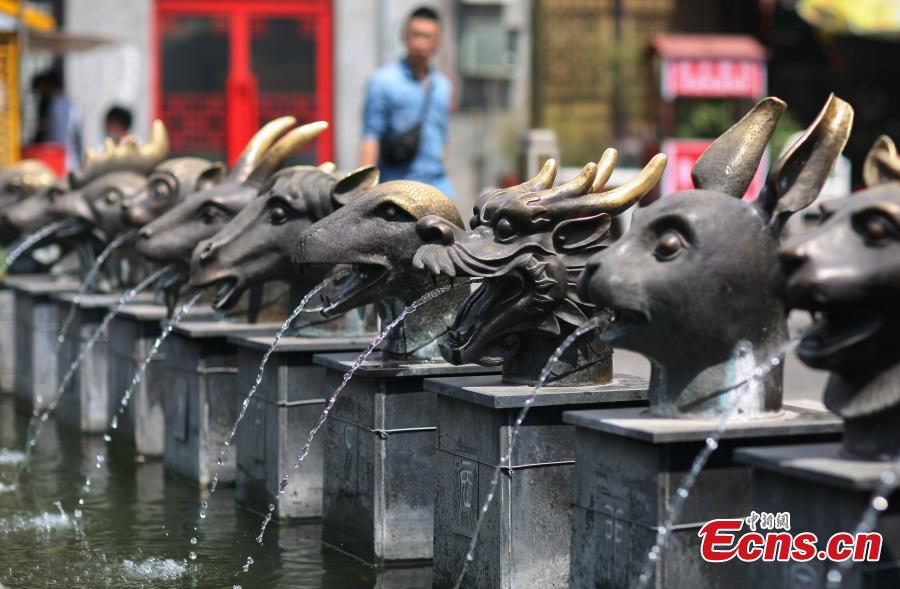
[154,0,332,166]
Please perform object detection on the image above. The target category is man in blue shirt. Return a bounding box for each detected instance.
[360,6,454,198]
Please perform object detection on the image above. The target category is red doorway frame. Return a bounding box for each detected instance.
[152,0,333,165]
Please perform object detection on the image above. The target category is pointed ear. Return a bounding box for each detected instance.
[692,97,786,197]
[196,163,226,191]
[862,135,900,188]
[756,94,854,231]
[551,213,612,253]
[332,165,379,206]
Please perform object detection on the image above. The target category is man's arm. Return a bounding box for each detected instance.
[360,138,380,167]
[360,76,388,167]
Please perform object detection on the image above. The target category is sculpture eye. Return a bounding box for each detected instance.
[654,230,686,261]
[269,205,289,226]
[151,181,171,201]
[376,202,414,222]
[105,190,121,205]
[199,205,221,225]
[854,211,898,245]
[495,217,516,240]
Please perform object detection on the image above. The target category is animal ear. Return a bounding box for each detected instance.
[551,213,612,253]
[332,165,379,206]
[862,135,900,188]
[756,94,854,231]
[196,163,226,191]
[691,97,786,197]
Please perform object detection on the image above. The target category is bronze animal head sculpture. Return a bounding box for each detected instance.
[189,163,372,310]
[293,179,467,362]
[0,159,56,209]
[579,95,853,418]
[777,135,900,459]
[123,157,225,227]
[412,152,666,386]
[0,121,169,243]
[135,118,326,279]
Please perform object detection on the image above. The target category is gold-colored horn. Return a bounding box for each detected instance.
[318,161,337,174]
[244,121,329,187]
[140,119,170,164]
[521,158,559,192]
[228,116,298,182]
[543,162,597,200]
[585,153,667,215]
[590,148,619,193]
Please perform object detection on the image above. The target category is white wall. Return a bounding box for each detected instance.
[64,0,152,151]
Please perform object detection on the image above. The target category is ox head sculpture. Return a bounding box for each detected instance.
[777,135,900,459]
[412,152,666,386]
[579,95,853,418]
[189,163,373,310]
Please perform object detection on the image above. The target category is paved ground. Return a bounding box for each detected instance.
[611,311,828,404]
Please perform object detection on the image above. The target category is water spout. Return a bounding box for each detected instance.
[3,220,76,271]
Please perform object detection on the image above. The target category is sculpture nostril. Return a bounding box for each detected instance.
[416,217,455,246]
[138,227,151,239]
[199,242,215,262]
[777,248,807,276]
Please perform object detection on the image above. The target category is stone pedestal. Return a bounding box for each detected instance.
[6,274,79,409]
[736,443,900,588]
[231,335,373,520]
[0,285,15,393]
[105,304,208,457]
[53,292,143,433]
[428,374,648,589]
[563,401,843,589]
[314,356,500,568]
[163,321,281,486]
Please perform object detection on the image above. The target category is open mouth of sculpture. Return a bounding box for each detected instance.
[600,306,649,342]
[210,276,241,310]
[443,274,523,364]
[321,263,386,315]
[797,304,882,362]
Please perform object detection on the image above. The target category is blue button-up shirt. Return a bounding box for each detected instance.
[362,59,453,197]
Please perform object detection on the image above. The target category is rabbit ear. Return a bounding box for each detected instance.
[756,94,854,231]
[862,135,900,188]
[691,97,786,197]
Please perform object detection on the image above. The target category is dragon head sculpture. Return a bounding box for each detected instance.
[189,163,371,310]
[776,135,900,459]
[0,159,56,210]
[412,153,666,386]
[579,95,853,418]
[293,179,468,362]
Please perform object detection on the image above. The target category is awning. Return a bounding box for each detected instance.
[25,29,118,54]
[798,0,900,38]
[0,0,54,32]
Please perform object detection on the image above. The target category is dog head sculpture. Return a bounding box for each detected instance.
[777,135,900,459]
[579,95,853,417]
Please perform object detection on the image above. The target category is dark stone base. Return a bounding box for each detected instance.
[736,443,900,588]
[53,293,126,433]
[427,373,648,589]
[563,402,843,589]
[313,355,500,567]
[0,286,15,393]
[6,274,78,409]
[231,335,373,519]
[163,320,282,486]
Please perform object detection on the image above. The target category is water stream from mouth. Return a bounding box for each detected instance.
[244,280,470,573]
[76,292,202,527]
[3,220,74,270]
[825,457,900,587]
[451,317,602,589]
[55,231,137,349]
[189,278,333,556]
[633,335,801,589]
[22,266,172,461]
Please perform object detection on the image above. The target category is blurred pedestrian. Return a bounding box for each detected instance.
[359,6,454,199]
[104,105,133,143]
[30,70,81,171]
